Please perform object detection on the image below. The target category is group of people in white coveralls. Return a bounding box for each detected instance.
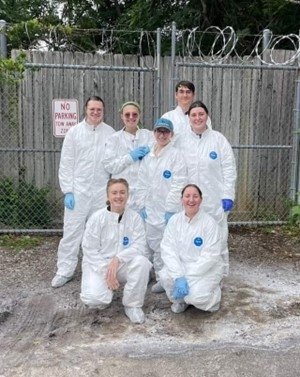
[51,80,237,324]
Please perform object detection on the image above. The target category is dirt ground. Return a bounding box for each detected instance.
[0,226,300,376]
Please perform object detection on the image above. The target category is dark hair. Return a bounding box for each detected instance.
[186,101,209,116]
[106,178,129,205]
[85,96,105,109]
[181,184,202,198]
[175,81,195,94]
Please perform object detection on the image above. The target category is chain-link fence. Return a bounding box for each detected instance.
[0,27,300,232]
[0,51,158,232]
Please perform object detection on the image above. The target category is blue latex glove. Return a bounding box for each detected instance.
[172,277,189,300]
[164,211,175,224]
[139,207,147,221]
[64,192,75,210]
[130,146,150,161]
[222,199,234,212]
[138,145,150,160]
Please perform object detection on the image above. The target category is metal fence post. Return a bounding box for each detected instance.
[262,28,271,63]
[0,20,7,58]
[290,75,300,203]
[155,27,161,120]
[169,21,177,110]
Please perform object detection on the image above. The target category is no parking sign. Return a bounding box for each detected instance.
[52,99,79,137]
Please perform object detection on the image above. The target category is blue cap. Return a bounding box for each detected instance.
[154,118,174,132]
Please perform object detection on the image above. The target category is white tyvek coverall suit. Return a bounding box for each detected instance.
[56,120,115,278]
[80,207,152,308]
[135,143,187,275]
[102,128,154,210]
[178,128,237,275]
[162,106,212,142]
[159,209,224,311]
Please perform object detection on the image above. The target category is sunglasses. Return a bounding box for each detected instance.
[123,112,139,119]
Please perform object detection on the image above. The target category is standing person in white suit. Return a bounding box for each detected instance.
[52,96,115,288]
[102,101,153,210]
[80,178,152,324]
[160,184,224,314]
[178,101,237,276]
[135,118,187,294]
[162,80,211,143]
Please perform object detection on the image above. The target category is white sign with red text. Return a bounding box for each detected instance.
[52,99,79,137]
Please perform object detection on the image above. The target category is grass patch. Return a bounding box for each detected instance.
[0,235,43,251]
[260,225,300,239]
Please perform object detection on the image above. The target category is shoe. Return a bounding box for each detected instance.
[124,307,145,324]
[51,274,72,288]
[151,281,165,293]
[87,303,109,310]
[171,302,188,314]
[209,302,220,312]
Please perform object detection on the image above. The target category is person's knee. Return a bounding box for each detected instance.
[130,255,152,271]
[80,291,112,307]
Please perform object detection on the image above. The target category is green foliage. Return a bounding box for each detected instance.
[289,196,300,226]
[1,0,300,54]
[0,178,52,228]
[0,52,27,84]
[0,234,43,251]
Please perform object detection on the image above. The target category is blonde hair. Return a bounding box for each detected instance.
[119,101,141,113]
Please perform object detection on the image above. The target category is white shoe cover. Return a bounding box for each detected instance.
[151,281,165,293]
[171,302,188,314]
[124,307,145,324]
[51,274,72,288]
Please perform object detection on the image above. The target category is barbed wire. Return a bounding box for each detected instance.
[3,22,300,67]
[182,27,300,66]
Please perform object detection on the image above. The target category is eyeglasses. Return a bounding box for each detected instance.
[123,112,139,119]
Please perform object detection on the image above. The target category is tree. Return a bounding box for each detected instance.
[2,0,300,55]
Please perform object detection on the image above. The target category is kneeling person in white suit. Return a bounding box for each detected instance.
[159,184,224,314]
[80,178,152,324]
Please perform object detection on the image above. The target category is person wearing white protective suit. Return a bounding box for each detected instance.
[161,80,212,143]
[52,96,115,288]
[159,184,224,314]
[177,100,237,276]
[135,118,187,294]
[102,101,154,210]
[80,178,152,324]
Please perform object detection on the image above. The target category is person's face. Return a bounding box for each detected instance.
[107,183,129,213]
[85,100,104,126]
[188,106,208,135]
[175,85,195,109]
[154,128,173,147]
[121,105,140,133]
[182,186,202,218]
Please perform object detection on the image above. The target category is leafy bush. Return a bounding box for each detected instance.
[290,204,300,226]
[0,178,51,228]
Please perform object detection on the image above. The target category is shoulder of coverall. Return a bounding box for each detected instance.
[202,128,232,145]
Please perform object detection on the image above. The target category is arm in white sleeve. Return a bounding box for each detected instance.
[189,219,223,277]
[82,214,107,264]
[102,135,134,175]
[220,136,237,200]
[116,214,147,263]
[165,151,187,213]
[134,158,149,210]
[160,217,185,279]
[58,129,75,194]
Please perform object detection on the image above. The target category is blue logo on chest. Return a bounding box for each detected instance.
[209,151,218,160]
[194,237,203,247]
[123,236,129,246]
[163,170,172,179]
